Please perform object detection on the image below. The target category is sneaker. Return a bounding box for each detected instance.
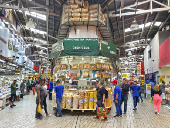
[93,117,99,119]
[54,113,57,117]
[157,113,159,115]
[35,117,42,120]
[12,104,16,106]
[101,119,108,121]
[46,114,51,117]
[141,100,143,102]
[133,108,137,110]
[155,110,158,114]
[58,115,62,117]
[10,105,13,108]
[114,115,119,118]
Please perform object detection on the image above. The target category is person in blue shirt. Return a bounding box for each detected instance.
[149,81,155,97]
[131,81,141,110]
[112,80,122,117]
[49,79,53,100]
[54,80,64,117]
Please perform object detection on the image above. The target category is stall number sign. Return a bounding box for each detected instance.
[64,38,98,51]
[100,40,117,54]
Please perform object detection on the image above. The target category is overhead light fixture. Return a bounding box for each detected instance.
[25,26,47,35]
[130,18,139,30]
[127,51,132,56]
[25,11,46,21]
[26,18,36,29]
[155,22,162,26]
[129,43,135,48]
[0,59,5,63]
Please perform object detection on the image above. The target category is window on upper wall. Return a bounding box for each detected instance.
[148,49,151,59]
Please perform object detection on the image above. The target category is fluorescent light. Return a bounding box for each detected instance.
[125,47,137,51]
[155,22,162,26]
[35,45,47,50]
[0,59,5,63]
[25,11,46,21]
[125,28,132,32]
[34,38,47,44]
[126,40,139,45]
[25,26,47,35]
[4,21,9,24]
[0,26,3,29]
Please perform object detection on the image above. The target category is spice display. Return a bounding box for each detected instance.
[79,90,84,109]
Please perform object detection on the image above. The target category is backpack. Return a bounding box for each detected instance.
[105,88,108,99]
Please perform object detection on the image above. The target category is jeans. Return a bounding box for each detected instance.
[96,99,107,119]
[133,96,139,108]
[121,95,128,113]
[55,98,62,116]
[43,95,48,114]
[139,92,143,101]
[49,89,52,100]
[115,100,121,116]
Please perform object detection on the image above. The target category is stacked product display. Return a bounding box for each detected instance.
[62,0,106,24]
[52,88,113,111]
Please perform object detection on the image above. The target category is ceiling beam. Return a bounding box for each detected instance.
[158,15,170,31]
[121,0,125,44]
[0,5,60,17]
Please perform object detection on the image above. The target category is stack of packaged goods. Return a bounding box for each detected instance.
[89,92,94,109]
[89,4,102,21]
[61,95,66,109]
[81,1,89,21]
[63,5,72,23]
[106,88,112,107]
[84,91,89,109]
[66,93,73,109]
[93,91,97,109]
[79,90,84,109]
[52,93,57,107]
[71,4,81,21]
[73,94,79,109]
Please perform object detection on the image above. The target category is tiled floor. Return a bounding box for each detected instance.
[0,93,170,128]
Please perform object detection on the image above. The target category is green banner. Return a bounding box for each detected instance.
[63,38,99,51]
[100,39,117,55]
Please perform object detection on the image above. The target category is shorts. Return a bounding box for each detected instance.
[10,94,16,102]
[161,93,165,99]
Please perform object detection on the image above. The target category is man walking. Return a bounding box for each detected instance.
[159,81,166,105]
[20,79,25,99]
[49,79,53,100]
[26,77,32,94]
[112,80,122,117]
[35,79,45,119]
[131,81,141,110]
[150,80,155,97]
[10,80,18,108]
[54,80,64,117]
[92,79,107,121]
[120,78,130,114]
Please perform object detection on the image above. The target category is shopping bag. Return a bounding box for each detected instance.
[149,97,152,103]
[141,93,144,98]
[97,107,109,118]
[37,103,41,113]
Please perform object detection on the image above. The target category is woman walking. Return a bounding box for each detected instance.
[153,84,162,115]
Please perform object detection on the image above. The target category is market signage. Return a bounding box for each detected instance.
[100,39,117,54]
[51,41,63,53]
[63,38,99,51]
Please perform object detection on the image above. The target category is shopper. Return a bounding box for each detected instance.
[35,79,45,119]
[150,80,155,97]
[49,79,53,100]
[139,83,145,102]
[20,79,25,99]
[159,81,166,105]
[131,81,141,110]
[10,80,18,108]
[112,80,122,117]
[42,81,51,117]
[32,79,36,95]
[120,78,130,114]
[26,77,32,94]
[93,79,107,121]
[54,80,64,117]
[153,84,162,114]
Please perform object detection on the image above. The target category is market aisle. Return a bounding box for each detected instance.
[0,94,170,128]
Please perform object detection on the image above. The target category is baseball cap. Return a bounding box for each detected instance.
[111,80,117,84]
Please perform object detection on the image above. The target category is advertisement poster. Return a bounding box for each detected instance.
[146,84,151,98]
[159,75,165,83]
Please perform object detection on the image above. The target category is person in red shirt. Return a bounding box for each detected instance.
[47,79,50,89]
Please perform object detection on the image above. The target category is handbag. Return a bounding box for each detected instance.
[149,97,152,103]
[97,107,109,118]
[37,103,41,113]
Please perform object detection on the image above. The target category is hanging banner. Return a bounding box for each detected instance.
[63,38,99,51]
[146,84,151,98]
[100,39,117,55]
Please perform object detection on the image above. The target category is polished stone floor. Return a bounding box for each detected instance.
[0,93,170,128]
